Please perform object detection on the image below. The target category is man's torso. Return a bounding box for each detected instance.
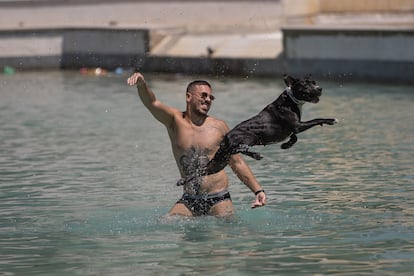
[169,112,229,194]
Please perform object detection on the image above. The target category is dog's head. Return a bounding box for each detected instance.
[284,75,322,103]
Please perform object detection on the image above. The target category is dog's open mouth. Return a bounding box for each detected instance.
[301,94,320,103]
[311,97,320,103]
[311,88,322,103]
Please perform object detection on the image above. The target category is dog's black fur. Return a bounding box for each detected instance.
[177,75,338,186]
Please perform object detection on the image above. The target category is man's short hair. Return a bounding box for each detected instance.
[186,80,211,93]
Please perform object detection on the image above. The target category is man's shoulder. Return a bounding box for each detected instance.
[207,115,225,124]
[206,116,229,130]
[170,109,185,119]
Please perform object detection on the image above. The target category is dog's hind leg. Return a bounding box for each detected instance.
[232,144,263,160]
[281,134,297,149]
[243,150,263,160]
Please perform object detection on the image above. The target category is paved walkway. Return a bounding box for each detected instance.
[0,1,283,34]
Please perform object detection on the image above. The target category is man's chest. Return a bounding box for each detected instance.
[172,125,223,155]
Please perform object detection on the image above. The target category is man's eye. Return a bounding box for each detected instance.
[201,93,215,101]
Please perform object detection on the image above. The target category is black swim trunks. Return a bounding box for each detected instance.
[176,190,232,216]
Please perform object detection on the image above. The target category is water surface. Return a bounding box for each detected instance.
[0,71,413,275]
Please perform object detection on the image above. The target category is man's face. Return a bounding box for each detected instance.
[187,85,215,116]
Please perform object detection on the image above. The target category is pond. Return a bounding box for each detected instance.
[1,70,413,275]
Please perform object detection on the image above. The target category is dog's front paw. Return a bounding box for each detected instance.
[281,142,292,149]
[326,118,338,125]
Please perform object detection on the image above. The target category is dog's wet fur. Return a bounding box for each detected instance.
[177,75,338,186]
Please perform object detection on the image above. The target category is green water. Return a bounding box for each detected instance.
[1,71,413,275]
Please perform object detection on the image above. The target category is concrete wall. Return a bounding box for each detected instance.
[282,0,414,25]
[319,0,414,13]
[283,0,414,14]
[282,0,319,25]
[0,28,148,70]
[282,0,319,17]
[282,27,414,82]
[284,27,414,61]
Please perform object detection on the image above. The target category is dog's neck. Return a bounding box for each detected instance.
[285,86,305,118]
[286,87,306,106]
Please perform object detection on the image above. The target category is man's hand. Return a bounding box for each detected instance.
[251,191,266,208]
[127,72,145,86]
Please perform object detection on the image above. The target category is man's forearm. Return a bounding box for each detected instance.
[230,157,263,193]
[137,80,156,108]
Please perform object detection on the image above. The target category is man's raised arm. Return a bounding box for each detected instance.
[127,72,177,127]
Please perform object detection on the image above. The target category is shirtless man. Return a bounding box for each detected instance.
[127,72,266,217]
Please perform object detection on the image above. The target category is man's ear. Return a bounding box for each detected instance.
[283,74,297,87]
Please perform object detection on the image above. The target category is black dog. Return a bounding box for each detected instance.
[177,75,338,186]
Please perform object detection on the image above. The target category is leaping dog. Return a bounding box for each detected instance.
[177,75,338,186]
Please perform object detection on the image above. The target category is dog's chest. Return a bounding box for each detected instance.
[291,104,302,119]
[273,100,302,122]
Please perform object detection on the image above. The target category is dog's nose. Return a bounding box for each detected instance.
[316,86,322,95]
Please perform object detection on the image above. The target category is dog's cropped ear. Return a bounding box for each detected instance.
[283,75,298,87]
